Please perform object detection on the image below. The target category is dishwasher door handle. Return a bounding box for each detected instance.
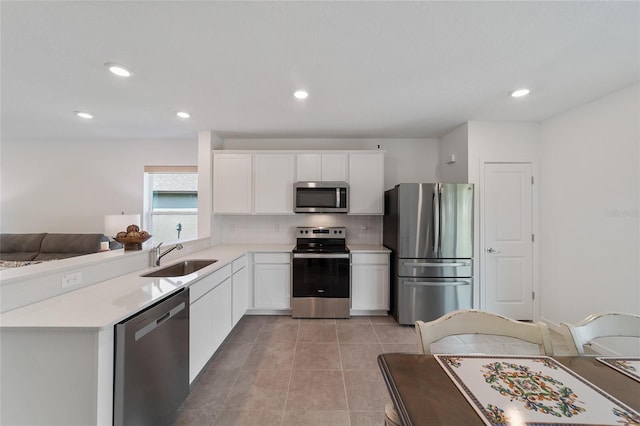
[134,301,186,341]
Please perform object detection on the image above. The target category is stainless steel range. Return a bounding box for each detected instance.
[291,227,350,318]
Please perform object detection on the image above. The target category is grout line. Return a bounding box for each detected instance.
[336,321,352,426]
[280,318,300,426]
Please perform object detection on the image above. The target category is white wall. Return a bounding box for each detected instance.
[439,123,469,183]
[538,84,640,327]
[1,139,197,233]
[466,121,541,310]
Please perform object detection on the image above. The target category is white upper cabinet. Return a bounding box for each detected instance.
[296,154,322,181]
[296,153,347,182]
[213,153,252,214]
[348,153,385,214]
[254,154,295,214]
[213,150,384,215]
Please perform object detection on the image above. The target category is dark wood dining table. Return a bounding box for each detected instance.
[378,353,640,426]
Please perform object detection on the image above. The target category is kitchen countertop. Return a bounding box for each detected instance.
[0,244,293,331]
[0,243,388,331]
[348,244,390,253]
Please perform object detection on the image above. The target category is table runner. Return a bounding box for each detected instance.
[435,354,640,426]
[597,357,640,383]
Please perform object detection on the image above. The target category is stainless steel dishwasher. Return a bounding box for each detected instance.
[113,288,189,426]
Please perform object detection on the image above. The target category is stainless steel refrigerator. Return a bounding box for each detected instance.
[383,183,474,325]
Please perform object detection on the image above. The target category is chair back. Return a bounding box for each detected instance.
[415,309,554,355]
[560,312,640,355]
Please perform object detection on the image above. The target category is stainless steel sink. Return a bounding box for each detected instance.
[141,259,217,277]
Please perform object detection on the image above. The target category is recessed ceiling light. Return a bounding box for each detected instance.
[75,111,93,119]
[294,90,308,99]
[510,88,531,98]
[176,111,190,119]
[105,63,132,77]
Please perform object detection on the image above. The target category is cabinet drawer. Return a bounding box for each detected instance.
[190,264,231,302]
[253,252,290,264]
[351,253,389,265]
[232,255,247,273]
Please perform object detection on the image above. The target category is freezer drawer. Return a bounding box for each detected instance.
[398,258,472,278]
[396,277,472,325]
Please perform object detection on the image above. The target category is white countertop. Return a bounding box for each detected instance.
[0,244,293,331]
[0,243,388,331]
[348,244,391,253]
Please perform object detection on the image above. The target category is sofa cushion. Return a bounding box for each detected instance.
[34,233,104,261]
[0,233,47,261]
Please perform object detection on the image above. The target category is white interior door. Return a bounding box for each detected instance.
[483,163,533,320]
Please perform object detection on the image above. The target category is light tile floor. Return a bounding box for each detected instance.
[173,315,570,426]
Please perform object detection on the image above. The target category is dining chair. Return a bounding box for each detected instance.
[560,312,640,356]
[384,309,554,425]
[415,309,554,355]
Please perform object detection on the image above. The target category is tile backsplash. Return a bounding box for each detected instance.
[218,215,382,245]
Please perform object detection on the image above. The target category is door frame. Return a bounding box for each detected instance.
[478,159,540,319]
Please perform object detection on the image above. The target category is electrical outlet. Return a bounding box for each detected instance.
[61,271,82,288]
[274,223,281,232]
[230,224,236,232]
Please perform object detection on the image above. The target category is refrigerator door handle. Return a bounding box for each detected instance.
[438,183,443,254]
[432,184,440,253]
[406,281,470,287]
[402,261,470,268]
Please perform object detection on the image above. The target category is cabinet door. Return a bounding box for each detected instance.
[213,154,252,214]
[296,153,347,181]
[321,154,347,181]
[211,278,233,350]
[254,154,295,214]
[349,153,384,214]
[296,154,322,181]
[253,264,291,309]
[232,266,248,326]
[189,292,213,383]
[351,264,390,310]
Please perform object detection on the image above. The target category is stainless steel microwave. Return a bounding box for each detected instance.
[294,182,348,213]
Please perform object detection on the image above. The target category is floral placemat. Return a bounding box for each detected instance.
[597,357,640,383]
[435,354,640,426]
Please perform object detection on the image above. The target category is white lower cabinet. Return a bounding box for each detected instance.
[351,252,390,313]
[231,256,249,326]
[189,289,214,383]
[189,264,232,383]
[252,253,291,310]
[211,278,232,350]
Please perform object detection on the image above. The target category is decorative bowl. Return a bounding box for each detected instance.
[113,235,152,251]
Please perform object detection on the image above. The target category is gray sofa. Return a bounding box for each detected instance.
[0,233,110,262]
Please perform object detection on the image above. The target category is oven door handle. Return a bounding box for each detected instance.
[292,253,350,259]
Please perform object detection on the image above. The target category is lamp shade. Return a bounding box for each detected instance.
[104,214,141,238]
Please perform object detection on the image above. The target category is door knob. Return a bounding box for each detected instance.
[486,247,500,253]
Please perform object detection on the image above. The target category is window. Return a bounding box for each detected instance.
[144,166,198,243]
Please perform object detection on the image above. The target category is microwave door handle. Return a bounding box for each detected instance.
[336,188,340,208]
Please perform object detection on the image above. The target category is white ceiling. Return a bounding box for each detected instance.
[2,1,638,141]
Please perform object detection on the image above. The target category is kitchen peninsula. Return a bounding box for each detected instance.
[0,241,389,425]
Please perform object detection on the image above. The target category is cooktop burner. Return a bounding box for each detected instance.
[293,227,348,254]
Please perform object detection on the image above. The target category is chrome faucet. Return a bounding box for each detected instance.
[153,241,184,266]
